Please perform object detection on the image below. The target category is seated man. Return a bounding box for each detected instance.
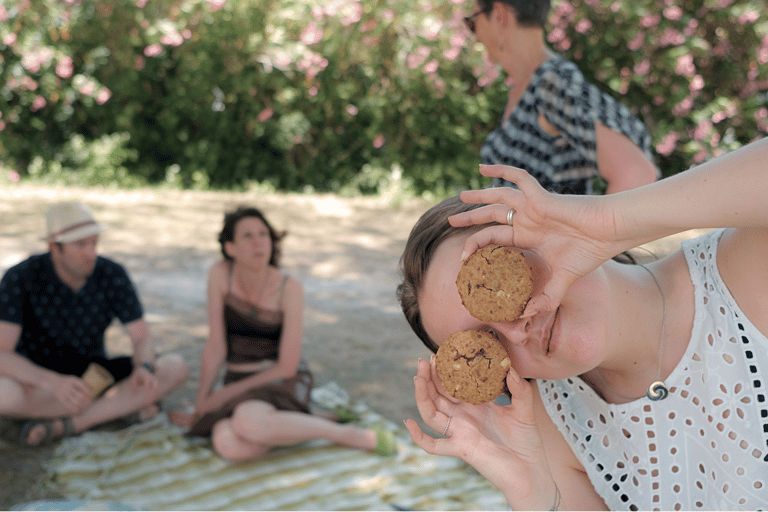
[0,201,188,447]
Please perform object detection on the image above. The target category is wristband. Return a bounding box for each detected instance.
[140,361,156,374]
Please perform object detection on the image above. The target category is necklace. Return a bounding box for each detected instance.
[591,264,669,402]
[640,264,669,401]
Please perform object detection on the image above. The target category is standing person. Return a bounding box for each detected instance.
[169,206,396,460]
[397,137,767,509]
[0,202,189,447]
[467,0,659,194]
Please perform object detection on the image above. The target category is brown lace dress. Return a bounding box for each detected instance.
[186,276,313,437]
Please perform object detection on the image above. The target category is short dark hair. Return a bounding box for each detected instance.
[218,206,285,266]
[477,0,551,27]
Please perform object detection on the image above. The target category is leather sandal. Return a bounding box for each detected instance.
[19,416,75,448]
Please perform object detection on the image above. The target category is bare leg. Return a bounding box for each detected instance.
[11,353,187,445]
[212,400,378,461]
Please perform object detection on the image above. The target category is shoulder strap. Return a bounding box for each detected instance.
[278,275,289,304]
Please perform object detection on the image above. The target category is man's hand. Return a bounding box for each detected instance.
[52,374,91,414]
[129,363,159,396]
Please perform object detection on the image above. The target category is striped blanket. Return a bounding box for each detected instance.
[42,384,508,511]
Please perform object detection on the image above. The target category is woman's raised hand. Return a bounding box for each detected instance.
[404,357,558,510]
[450,164,630,317]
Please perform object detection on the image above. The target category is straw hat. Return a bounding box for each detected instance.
[44,202,107,243]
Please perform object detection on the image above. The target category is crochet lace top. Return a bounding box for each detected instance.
[539,229,767,510]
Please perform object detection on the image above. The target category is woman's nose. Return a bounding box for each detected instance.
[493,316,534,347]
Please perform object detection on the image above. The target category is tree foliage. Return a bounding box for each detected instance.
[1,0,766,193]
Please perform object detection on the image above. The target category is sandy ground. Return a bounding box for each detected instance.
[0,184,435,509]
[0,183,703,509]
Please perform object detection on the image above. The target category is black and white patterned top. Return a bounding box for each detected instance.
[481,55,656,194]
[0,253,143,372]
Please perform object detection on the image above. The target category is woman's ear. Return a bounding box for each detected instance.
[223,240,235,259]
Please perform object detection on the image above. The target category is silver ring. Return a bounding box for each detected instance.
[506,208,515,226]
[442,416,451,436]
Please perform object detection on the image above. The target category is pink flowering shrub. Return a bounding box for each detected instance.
[0,0,765,191]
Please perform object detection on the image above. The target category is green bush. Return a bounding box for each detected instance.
[1,0,766,194]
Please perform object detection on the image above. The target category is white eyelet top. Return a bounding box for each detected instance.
[539,229,767,510]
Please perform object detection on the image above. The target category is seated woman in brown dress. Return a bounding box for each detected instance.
[170,206,395,460]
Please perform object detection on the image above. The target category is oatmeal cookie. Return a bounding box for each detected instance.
[456,245,533,323]
[435,329,510,405]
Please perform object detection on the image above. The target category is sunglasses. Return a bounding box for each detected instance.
[463,8,488,34]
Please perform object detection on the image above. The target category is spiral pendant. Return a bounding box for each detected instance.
[647,381,669,401]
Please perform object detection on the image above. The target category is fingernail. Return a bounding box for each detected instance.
[460,251,468,261]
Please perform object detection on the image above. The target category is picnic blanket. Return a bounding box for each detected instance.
[38,383,508,511]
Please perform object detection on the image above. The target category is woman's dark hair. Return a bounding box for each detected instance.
[218,205,285,266]
[477,0,551,28]
[397,196,485,353]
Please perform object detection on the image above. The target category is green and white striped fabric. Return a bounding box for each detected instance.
[45,384,508,511]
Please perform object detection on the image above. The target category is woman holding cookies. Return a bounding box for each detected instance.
[169,206,396,460]
[397,137,768,509]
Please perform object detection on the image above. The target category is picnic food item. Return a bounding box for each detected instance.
[81,362,115,399]
[435,329,510,405]
[456,245,533,323]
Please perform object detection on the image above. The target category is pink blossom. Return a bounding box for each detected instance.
[56,56,74,79]
[675,54,695,77]
[548,27,565,43]
[689,75,704,92]
[373,134,385,149]
[628,31,644,51]
[361,20,376,32]
[160,32,184,46]
[406,46,430,69]
[301,22,324,45]
[96,88,111,105]
[308,86,319,97]
[575,19,592,34]
[79,81,96,96]
[0,121,5,131]
[8,170,20,182]
[0,6,8,22]
[756,107,768,120]
[693,120,712,141]
[663,6,682,20]
[31,95,47,112]
[423,59,439,74]
[640,14,661,28]
[672,96,693,116]
[660,28,684,46]
[656,131,679,156]
[684,19,699,36]
[135,0,148,7]
[258,108,274,122]
[346,105,358,116]
[443,47,461,60]
[3,33,16,46]
[634,59,650,76]
[135,55,146,70]
[738,10,759,24]
[144,44,162,57]
[208,0,226,12]
[183,29,192,39]
[341,3,362,26]
[22,76,38,91]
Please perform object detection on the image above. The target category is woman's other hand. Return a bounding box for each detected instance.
[404,357,558,510]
